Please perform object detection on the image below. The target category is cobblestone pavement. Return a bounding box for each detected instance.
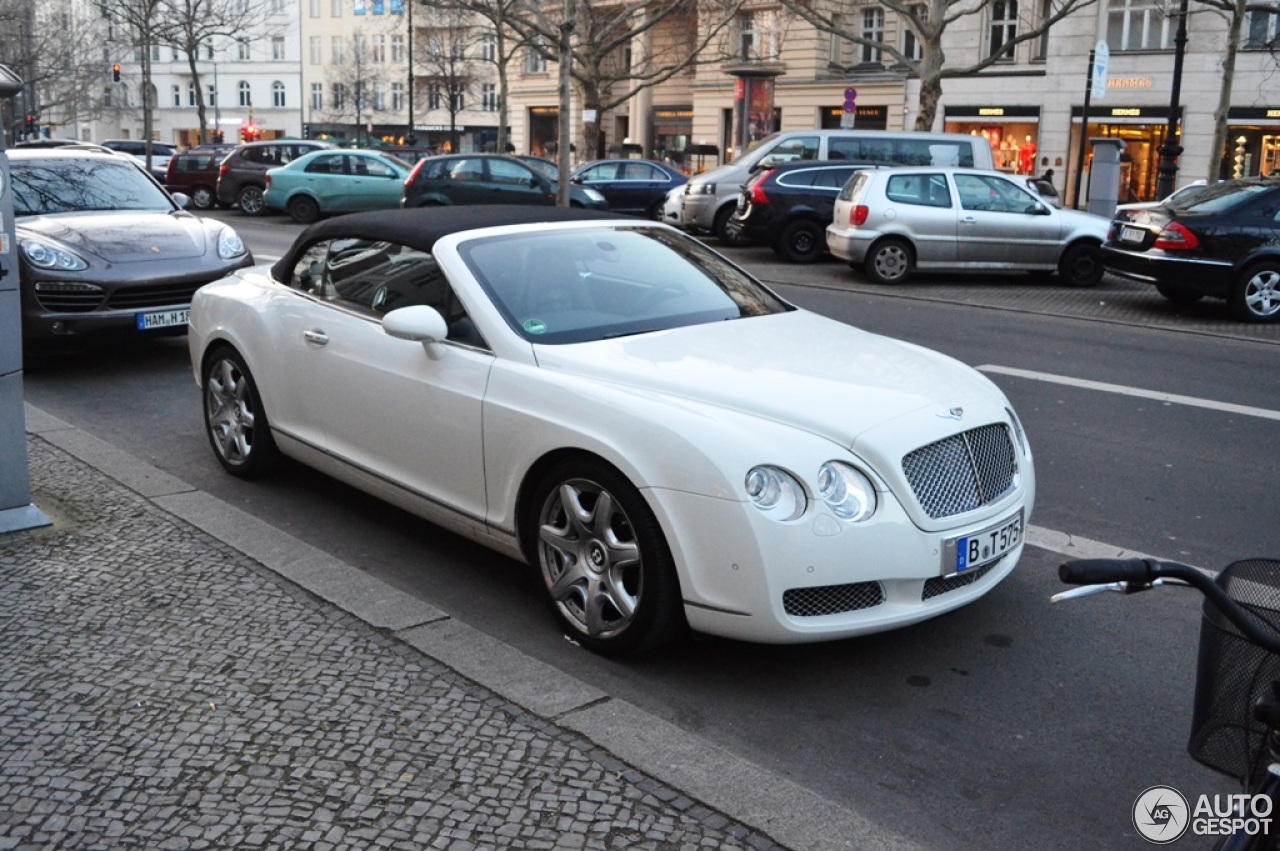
[0,436,794,851]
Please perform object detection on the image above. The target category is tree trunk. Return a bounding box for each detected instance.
[1207,0,1246,183]
[186,55,208,144]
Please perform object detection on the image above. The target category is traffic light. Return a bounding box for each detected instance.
[25,115,34,133]
[213,130,224,144]
[111,64,122,84]
[240,123,258,143]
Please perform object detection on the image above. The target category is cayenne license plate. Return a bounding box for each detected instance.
[137,308,189,331]
[944,510,1024,575]
[1119,225,1145,244]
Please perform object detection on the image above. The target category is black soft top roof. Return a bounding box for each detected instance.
[270,206,620,282]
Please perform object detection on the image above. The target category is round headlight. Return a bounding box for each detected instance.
[21,239,88,271]
[745,465,806,522]
[817,462,877,522]
[217,227,247,259]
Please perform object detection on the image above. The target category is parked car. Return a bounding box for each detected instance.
[731,161,874,263]
[375,145,436,164]
[264,149,414,224]
[8,148,252,351]
[101,139,178,182]
[216,139,334,215]
[679,129,996,244]
[517,155,559,180]
[1102,176,1280,322]
[1024,176,1062,208]
[402,154,608,209]
[164,144,237,210]
[827,166,1109,287]
[189,206,1034,655]
[1115,179,1209,213]
[571,159,688,218]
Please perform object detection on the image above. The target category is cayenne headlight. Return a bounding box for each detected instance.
[745,465,806,522]
[816,462,877,522]
[217,227,247,260]
[21,239,88,271]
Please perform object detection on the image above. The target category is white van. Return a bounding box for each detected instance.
[677,129,995,243]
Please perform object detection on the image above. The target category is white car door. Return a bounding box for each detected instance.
[282,238,493,523]
[952,172,1060,267]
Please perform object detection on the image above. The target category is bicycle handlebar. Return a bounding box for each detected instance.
[1059,557,1280,657]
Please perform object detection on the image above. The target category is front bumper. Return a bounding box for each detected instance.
[679,193,718,231]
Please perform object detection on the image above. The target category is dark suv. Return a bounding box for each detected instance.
[402,154,608,210]
[216,139,333,215]
[730,161,873,263]
[164,144,236,210]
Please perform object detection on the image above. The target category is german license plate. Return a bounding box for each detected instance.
[944,510,1023,575]
[136,308,189,330]
[1119,225,1145,244]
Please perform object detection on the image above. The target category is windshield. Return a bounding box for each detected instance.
[459,225,792,344]
[11,157,175,216]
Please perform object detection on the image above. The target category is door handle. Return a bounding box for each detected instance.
[961,217,977,225]
[303,329,329,345]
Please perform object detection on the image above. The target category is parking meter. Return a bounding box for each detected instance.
[0,63,52,533]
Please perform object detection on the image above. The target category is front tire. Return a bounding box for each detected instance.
[1057,242,1104,287]
[527,458,685,656]
[203,347,279,478]
[865,238,913,284]
[1231,261,1280,323]
[775,219,825,264]
[236,185,267,216]
[189,186,216,210]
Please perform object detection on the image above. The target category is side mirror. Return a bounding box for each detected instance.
[571,175,584,185]
[171,192,191,209]
[383,304,449,359]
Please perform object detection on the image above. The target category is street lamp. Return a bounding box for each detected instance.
[1154,0,1189,199]
[406,0,416,145]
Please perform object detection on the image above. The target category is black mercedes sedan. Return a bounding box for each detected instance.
[9,147,254,351]
[1102,176,1280,323]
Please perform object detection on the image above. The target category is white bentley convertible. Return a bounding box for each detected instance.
[189,207,1034,655]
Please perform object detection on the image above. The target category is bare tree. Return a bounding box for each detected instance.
[98,0,171,166]
[434,0,530,155]
[417,7,482,152]
[320,29,394,144]
[781,0,1096,131]
[158,0,275,145]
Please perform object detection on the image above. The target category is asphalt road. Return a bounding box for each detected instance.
[22,211,1280,849]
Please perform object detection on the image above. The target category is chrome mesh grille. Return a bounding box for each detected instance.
[923,563,995,600]
[783,581,884,617]
[902,424,1017,519]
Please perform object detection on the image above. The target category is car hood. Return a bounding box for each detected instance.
[534,310,1001,449]
[16,211,212,262]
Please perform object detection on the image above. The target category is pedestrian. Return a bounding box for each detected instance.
[1039,168,1056,187]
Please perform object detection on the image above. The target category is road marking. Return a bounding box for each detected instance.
[978,364,1280,422]
[1026,525,1153,561]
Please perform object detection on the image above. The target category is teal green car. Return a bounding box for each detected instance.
[264,149,412,224]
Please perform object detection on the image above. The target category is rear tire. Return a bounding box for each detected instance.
[1231,261,1280,323]
[1057,242,1104,287]
[775,219,825,264]
[287,195,321,225]
[713,205,750,247]
[865,238,913,284]
[236,185,267,216]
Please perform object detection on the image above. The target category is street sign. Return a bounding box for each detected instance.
[1091,41,1109,100]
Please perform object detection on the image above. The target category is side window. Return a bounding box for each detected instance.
[885,173,950,207]
[244,146,273,165]
[777,170,818,188]
[305,153,347,174]
[771,136,820,162]
[578,164,613,181]
[488,158,536,185]
[446,158,486,181]
[620,162,658,180]
[360,158,395,178]
[289,241,334,297]
[813,168,855,189]
[954,173,1033,212]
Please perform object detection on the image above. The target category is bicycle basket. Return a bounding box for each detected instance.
[1188,559,1280,780]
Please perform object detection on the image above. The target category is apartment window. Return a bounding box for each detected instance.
[171,84,181,107]
[1244,9,1279,47]
[204,43,214,60]
[374,82,386,110]
[861,8,884,64]
[332,36,345,64]
[238,40,250,61]
[272,37,285,61]
[828,24,846,65]
[238,80,252,107]
[451,89,464,112]
[427,83,441,110]
[481,33,496,62]
[392,81,404,110]
[1037,0,1051,58]
[151,44,161,61]
[392,34,405,62]
[482,83,497,111]
[272,81,286,107]
[525,44,547,74]
[1107,0,1172,51]
[208,85,217,107]
[333,83,346,110]
[902,5,925,62]
[988,0,1018,60]
[311,83,324,110]
[188,82,197,106]
[310,36,322,64]
[373,34,386,62]
[268,0,283,12]
[331,0,342,15]
[310,0,321,16]
[452,36,465,60]
[171,48,181,61]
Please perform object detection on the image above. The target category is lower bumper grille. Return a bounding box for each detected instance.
[922,563,995,600]
[783,581,885,617]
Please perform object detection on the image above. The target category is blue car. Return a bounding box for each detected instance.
[264,149,413,224]
[571,159,688,218]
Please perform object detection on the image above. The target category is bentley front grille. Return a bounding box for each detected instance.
[902,424,1017,520]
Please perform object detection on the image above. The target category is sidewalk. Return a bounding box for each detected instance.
[2,409,913,851]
